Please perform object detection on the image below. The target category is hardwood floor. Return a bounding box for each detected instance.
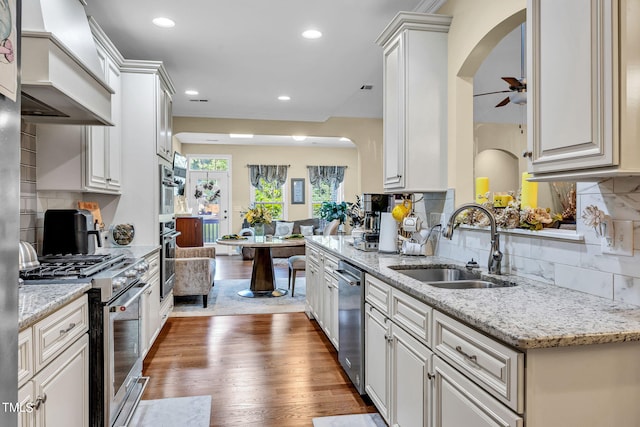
[142,255,376,426]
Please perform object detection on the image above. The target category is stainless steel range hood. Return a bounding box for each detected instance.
[21,0,113,125]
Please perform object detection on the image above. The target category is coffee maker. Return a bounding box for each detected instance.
[354,193,391,251]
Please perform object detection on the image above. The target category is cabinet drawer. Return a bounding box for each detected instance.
[391,289,432,347]
[18,328,33,388]
[34,295,89,372]
[433,311,523,414]
[365,274,392,314]
[323,253,339,275]
[306,245,320,265]
[143,250,161,281]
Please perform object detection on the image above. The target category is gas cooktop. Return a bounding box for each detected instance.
[20,253,125,280]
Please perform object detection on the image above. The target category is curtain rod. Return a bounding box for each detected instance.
[245,164,291,167]
[306,165,348,168]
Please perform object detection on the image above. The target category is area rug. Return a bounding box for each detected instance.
[312,413,386,427]
[171,277,306,317]
[129,395,211,427]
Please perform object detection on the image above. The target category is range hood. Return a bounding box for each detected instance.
[21,0,113,125]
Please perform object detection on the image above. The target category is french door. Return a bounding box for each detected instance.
[187,170,231,254]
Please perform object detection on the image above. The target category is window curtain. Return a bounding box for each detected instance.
[307,166,346,191]
[248,164,289,190]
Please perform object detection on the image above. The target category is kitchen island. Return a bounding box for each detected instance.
[306,235,640,427]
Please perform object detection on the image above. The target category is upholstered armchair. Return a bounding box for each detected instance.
[174,246,216,307]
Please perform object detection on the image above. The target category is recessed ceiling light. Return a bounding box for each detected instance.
[229,134,254,139]
[278,95,291,101]
[152,17,175,28]
[292,135,307,142]
[185,90,199,96]
[302,29,322,39]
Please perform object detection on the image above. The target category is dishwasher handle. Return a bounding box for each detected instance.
[335,269,361,286]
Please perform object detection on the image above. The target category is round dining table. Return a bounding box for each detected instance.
[216,236,306,297]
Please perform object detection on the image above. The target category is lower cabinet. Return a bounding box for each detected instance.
[18,296,90,427]
[433,357,522,427]
[365,301,432,426]
[141,274,161,357]
[305,245,339,350]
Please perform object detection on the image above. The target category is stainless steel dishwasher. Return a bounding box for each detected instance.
[335,260,366,395]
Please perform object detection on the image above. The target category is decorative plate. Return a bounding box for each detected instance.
[110,224,135,246]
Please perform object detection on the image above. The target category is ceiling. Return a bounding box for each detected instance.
[84,0,431,124]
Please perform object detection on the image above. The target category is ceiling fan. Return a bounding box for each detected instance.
[474,24,527,108]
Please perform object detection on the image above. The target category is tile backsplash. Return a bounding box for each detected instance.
[434,178,640,307]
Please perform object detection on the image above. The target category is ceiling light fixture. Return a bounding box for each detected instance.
[302,29,322,39]
[152,17,175,28]
[229,134,254,138]
[292,135,307,142]
[278,95,291,101]
[185,90,199,96]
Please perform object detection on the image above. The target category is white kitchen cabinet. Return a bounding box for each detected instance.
[364,302,391,423]
[526,0,640,180]
[157,83,174,161]
[365,274,433,427]
[19,296,89,427]
[141,249,166,357]
[305,246,340,349]
[114,59,175,246]
[433,357,523,427]
[305,253,321,322]
[376,12,451,193]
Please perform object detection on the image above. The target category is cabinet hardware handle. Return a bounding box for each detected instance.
[59,322,77,335]
[522,150,533,159]
[34,393,47,410]
[427,372,435,380]
[384,334,393,343]
[455,345,478,363]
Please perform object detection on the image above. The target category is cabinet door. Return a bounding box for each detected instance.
[527,0,616,173]
[17,383,35,427]
[330,276,339,350]
[305,260,319,319]
[322,272,333,338]
[34,335,89,427]
[176,217,204,247]
[391,325,432,427]
[383,33,405,190]
[364,303,390,423]
[145,277,161,353]
[106,56,122,190]
[433,357,523,427]
[85,126,108,189]
[156,83,173,161]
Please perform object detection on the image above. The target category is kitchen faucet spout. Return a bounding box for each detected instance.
[442,203,502,275]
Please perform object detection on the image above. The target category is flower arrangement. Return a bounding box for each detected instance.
[243,204,273,225]
[319,201,348,224]
[456,190,563,231]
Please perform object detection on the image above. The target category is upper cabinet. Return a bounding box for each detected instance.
[157,82,174,161]
[377,12,451,193]
[526,0,640,181]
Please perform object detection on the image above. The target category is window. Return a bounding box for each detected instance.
[310,181,344,218]
[252,179,285,220]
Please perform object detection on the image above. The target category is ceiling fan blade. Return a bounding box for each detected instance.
[501,77,522,88]
[473,90,512,97]
[495,97,511,108]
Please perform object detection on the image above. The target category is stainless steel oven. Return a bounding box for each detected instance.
[159,164,176,222]
[160,221,180,301]
[106,281,149,427]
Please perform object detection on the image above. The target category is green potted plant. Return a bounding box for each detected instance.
[319,201,348,233]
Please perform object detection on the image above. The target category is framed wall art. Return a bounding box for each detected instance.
[291,178,305,204]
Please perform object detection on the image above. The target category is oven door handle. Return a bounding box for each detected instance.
[110,283,150,313]
[163,231,181,240]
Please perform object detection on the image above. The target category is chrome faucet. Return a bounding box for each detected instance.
[442,203,502,275]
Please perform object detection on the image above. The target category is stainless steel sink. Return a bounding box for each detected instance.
[426,280,511,289]
[390,266,516,289]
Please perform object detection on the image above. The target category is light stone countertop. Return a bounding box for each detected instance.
[307,236,640,350]
[19,282,92,330]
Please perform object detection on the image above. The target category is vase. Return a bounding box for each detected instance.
[254,223,265,237]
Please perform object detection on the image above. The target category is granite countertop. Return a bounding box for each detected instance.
[96,244,161,259]
[307,236,640,350]
[19,282,92,330]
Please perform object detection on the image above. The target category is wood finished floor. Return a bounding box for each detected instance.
[142,255,377,426]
